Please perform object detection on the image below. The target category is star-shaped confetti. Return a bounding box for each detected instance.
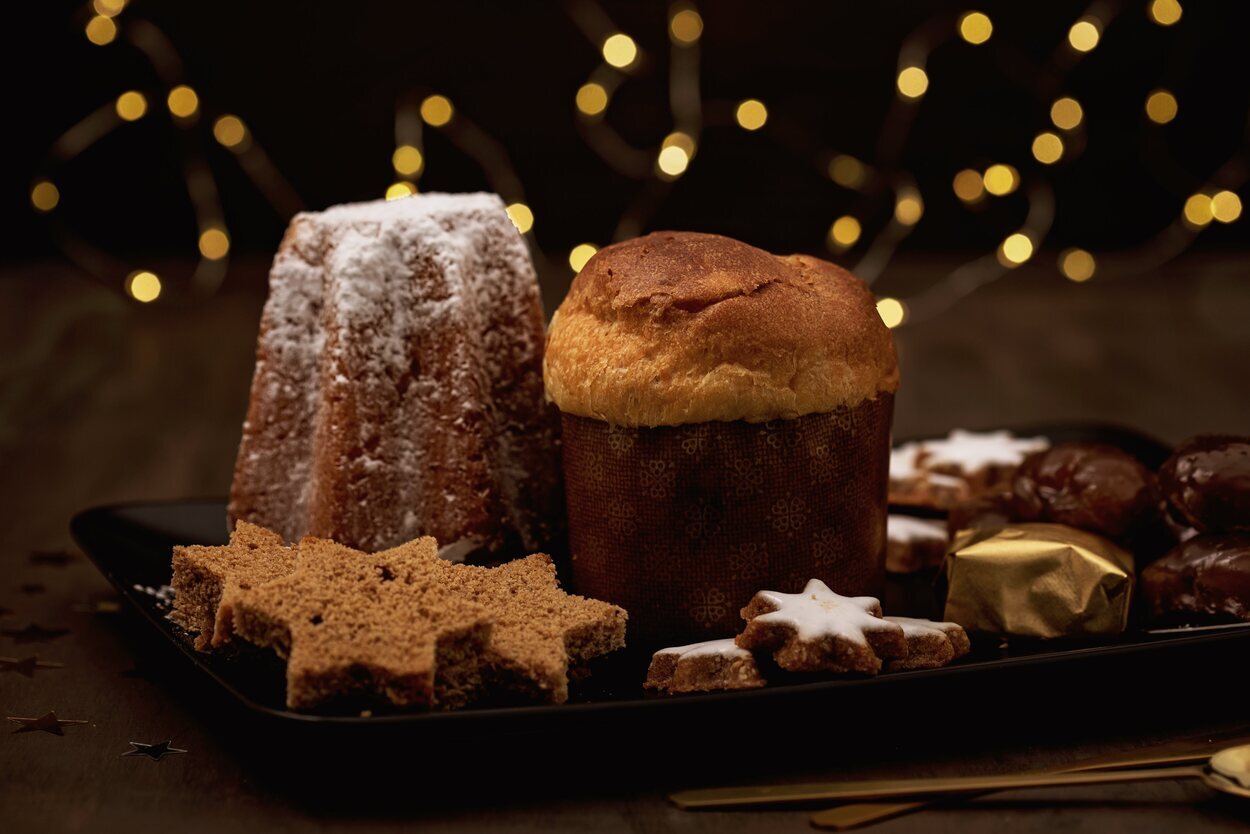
[29,549,74,567]
[71,598,121,615]
[0,656,63,678]
[1,624,69,643]
[8,711,88,735]
[122,741,187,761]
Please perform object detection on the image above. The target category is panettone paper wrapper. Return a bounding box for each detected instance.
[561,394,893,645]
[943,523,1135,639]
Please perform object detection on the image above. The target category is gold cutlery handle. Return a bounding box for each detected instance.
[671,765,1201,809]
[810,739,1250,830]
[795,765,1202,802]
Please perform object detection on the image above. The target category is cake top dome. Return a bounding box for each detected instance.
[544,231,899,427]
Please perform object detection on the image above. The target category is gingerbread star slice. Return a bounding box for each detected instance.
[434,554,627,705]
[736,579,906,674]
[645,638,766,694]
[170,521,298,650]
[228,536,492,711]
[884,616,971,671]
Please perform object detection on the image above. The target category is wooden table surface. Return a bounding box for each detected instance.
[2,254,1249,833]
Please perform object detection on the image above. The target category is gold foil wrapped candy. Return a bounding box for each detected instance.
[943,523,1135,639]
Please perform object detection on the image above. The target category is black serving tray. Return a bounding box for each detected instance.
[69,423,1250,735]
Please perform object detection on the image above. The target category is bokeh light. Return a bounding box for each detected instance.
[166,85,199,119]
[1211,191,1243,224]
[670,9,703,43]
[953,169,985,203]
[998,233,1034,266]
[958,12,993,45]
[657,132,696,180]
[30,181,60,213]
[125,270,162,303]
[1068,18,1101,52]
[385,181,417,201]
[576,83,609,116]
[420,95,454,127]
[198,227,230,260]
[657,147,689,178]
[1149,0,1182,26]
[1183,193,1213,227]
[115,91,147,121]
[505,202,534,234]
[85,15,117,46]
[1145,90,1178,124]
[735,99,768,130]
[212,115,248,149]
[392,145,424,176]
[1059,248,1096,282]
[876,297,907,329]
[983,164,1019,196]
[1031,132,1064,165]
[896,66,929,99]
[894,189,923,226]
[602,33,638,68]
[569,244,598,272]
[93,0,126,15]
[1050,97,1083,131]
[828,216,862,250]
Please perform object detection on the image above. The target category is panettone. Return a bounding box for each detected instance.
[544,231,899,643]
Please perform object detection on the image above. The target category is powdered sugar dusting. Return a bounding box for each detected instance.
[230,192,560,555]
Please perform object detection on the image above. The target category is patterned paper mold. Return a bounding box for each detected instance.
[562,394,893,644]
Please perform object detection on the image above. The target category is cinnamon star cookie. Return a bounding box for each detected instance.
[736,579,905,674]
[884,616,971,670]
[645,638,766,694]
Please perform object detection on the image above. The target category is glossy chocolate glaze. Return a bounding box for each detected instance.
[1141,533,1250,623]
[1157,435,1250,534]
[1011,443,1157,543]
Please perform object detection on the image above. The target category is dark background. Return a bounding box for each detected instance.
[4,6,1250,832]
[6,0,1250,301]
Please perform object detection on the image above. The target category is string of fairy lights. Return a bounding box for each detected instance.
[31,0,302,303]
[30,0,1247,328]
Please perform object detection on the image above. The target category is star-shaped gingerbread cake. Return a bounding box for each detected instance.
[171,521,298,650]
[171,523,628,711]
[435,554,627,704]
[227,536,493,710]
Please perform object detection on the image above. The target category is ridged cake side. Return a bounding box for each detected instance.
[228,193,560,557]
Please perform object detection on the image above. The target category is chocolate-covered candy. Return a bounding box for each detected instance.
[1011,443,1156,544]
[1141,533,1250,624]
[1157,435,1250,534]
[947,490,1016,538]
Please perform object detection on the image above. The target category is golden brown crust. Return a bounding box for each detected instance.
[544,231,899,426]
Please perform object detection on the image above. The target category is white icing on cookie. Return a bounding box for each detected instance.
[651,638,752,661]
[887,514,947,544]
[926,472,970,489]
[918,429,1049,472]
[889,441,923,479]
[884,616,963,637]
[751,579,892,644]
